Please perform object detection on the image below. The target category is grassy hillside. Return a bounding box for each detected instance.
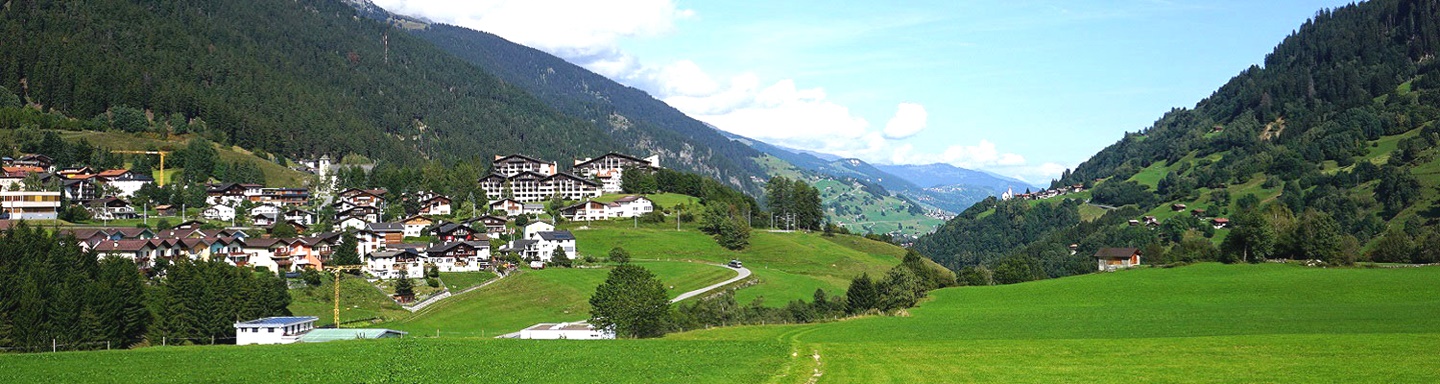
[674,263,1440,382]
[384,261,735,337]
[569,219,907,306]
[58,130,311,187]
[756,155,942,236]
[9,263,1437,383]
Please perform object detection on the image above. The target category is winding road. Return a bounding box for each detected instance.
[670,264,751,303]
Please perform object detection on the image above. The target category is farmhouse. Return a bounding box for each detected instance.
[1094,247,1142,271]
[1211,217,1230,229]
[234,316,318,346]
[611,195,654,218]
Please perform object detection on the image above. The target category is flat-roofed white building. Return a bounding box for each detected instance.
[517,322,614,340]
[234,316,318,345]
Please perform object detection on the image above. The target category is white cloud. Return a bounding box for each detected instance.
[367,0,1067,182]
[881,103,927,139]
[370,0,692,71]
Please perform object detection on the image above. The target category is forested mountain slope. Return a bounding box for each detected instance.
[0,0,612,164]
[916,0,1440,279]
[401,23,768,192]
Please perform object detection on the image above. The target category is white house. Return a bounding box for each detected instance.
[418,195,452,216]
[612,195,654,218]
[490,199,527,216]
[425,241,490,272]
[284,208,317,226]
[337,215,370,231]
[95,169,154,197]
[366,249,425,279]
[355,229,385,256]
[523,221,555,238]
[517,322,614,340]
[531,231,577,261]
[234,316,318,345]
[559,200,613,221]
[201,204,236,222]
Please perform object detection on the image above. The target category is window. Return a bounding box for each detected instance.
[268,327,275,333]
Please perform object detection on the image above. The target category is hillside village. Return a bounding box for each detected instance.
[3,151,663,286]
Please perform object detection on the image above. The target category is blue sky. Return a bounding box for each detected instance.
[372,0,1354,182]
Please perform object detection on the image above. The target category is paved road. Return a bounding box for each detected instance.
[670,265,751,303]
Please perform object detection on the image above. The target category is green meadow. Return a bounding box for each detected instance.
[3,263,1437,383]
[385,260,735,337]
[673,263,1440,383]
[568,220,906,306]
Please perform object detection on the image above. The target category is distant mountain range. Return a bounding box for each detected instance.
[874,163,1038,191]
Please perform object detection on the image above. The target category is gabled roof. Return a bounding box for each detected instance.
[493,154,550,164]
[400,215,435,224]
[426,241,478,254]
[507,170,550,180]
[573,152,649,167]
[614,195,649,203]
[1093,247,1141,259]
[478,173,508,183]
[489,198,522,207]
[367,222,405,232]
[95,169,131,178]
[94,239,154,252]
[433,222,473,234]
[536,231,575,241]
[241,238,288,248]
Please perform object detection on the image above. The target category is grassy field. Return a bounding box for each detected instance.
[0,337,790,383]
[384,261,736,337]
[672,263,1440,382]
[9,263,1436,383]
[592,193,699,210]
[438,271,496,292]
[569,220,906,306]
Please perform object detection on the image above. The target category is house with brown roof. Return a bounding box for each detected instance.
[1093,247,1142,271]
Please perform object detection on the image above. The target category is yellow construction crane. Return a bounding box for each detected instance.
[324,265,366,328]
[110,150,173,186]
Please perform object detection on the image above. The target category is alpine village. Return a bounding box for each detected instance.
[2,0,1439,383]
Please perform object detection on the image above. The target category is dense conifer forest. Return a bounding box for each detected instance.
[0,0,612,164]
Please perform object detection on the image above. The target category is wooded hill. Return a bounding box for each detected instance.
[0,0,613,165]
[916,0,1440,279]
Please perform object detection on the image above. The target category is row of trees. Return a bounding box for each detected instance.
[0,223,291,352]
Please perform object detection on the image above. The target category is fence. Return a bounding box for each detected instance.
[0,336,239,354]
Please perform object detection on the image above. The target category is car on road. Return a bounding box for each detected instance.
[728,259,743,268]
